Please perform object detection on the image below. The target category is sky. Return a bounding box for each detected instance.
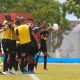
[58,0,80,21]
[59,0,66,3]
[66,14,80,21]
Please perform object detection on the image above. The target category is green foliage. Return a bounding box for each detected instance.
[66,0,80,18]
[0,0,62,26]
[0,0,70,32]
[0,0,72,52]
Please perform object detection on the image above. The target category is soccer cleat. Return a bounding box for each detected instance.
[21,72,28,74]
[21,71,28,74]
[27,71,31,74]
[24,67,28,72]
[30,71,35,74]
[9,70,18,74]
[2,72,7,75]
[43,68,48,70]
[26,70,35,74]
[2,71,10,75]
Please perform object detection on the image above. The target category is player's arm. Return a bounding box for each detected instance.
[0,28,5,32]
[30,28,40,49]
[0,25,8,33]
[39,20,46,28]
[15,28,20,41]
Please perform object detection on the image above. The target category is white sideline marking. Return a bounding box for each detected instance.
[29,74,39,80]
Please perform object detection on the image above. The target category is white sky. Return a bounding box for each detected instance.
[58,0,66,3]
[58,0,80,21]
[66,14,80,21]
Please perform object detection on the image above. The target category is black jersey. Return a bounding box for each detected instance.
[33,27,41,42]
[40,30,48,52]
[40,30,48,44]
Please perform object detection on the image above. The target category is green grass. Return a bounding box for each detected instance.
[0,75,31,80]
[0,63,80,80]
[36,63,80,80]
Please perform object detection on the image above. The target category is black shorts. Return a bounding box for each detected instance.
[16,43,21,58]
[10,40,16,54]
[20,42,31,56]
[40,43,47,53]
[30,41,35,56]
[2,39,11,53]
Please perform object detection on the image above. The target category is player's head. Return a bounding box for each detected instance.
[20,17,26,24]
[26,18,34,27]
[26,18,33,23]
[15,16,21,26]
[5,13,11,21]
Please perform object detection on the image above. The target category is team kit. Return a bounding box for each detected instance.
[0,14,58,75]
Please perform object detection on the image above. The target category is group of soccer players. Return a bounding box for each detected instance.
[0,13,53,75]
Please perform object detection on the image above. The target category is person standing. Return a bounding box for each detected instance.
[0,23,9,74]
[15,17,40,73]
[1,14,12,74]
[8,23,17,74]
[40,29,48,70]
[40,27,54,70]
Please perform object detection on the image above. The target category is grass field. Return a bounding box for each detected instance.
[0,63,80,80]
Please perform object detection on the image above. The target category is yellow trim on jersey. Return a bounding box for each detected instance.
[2,20,15,39]
[2,20,11,39]
[18,25,31,44]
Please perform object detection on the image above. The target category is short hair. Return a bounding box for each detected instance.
[27,18,33,21]
[15,17,21,25]
[5,13,11,21]
[20,17,26,23]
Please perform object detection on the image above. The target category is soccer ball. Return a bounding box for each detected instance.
[52,23,59,30]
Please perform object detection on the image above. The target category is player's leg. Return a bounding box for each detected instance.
[8,40,17,74]
[41,44,48,70]
[27,42,35,73]
[2,39,11,74]
[19,44,27,73]
[43,52,48,70]
[16,43,21,71]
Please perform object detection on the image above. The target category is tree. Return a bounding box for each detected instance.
[0,0,70,53]
[0,0,62,26]
[66,0,80,18]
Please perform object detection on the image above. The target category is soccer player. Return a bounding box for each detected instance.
[1,14,13,74]
[15,17,40,73]
[8,23,17,74]
[33,21,47,70]
[1,14,18,74]
[14,17,21,71]
[40,27,53,70]
[26,19,42,71]
[0,23,9,74]
[26,19,48,70]
[0,23,8,33]
[40,29,48,70]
